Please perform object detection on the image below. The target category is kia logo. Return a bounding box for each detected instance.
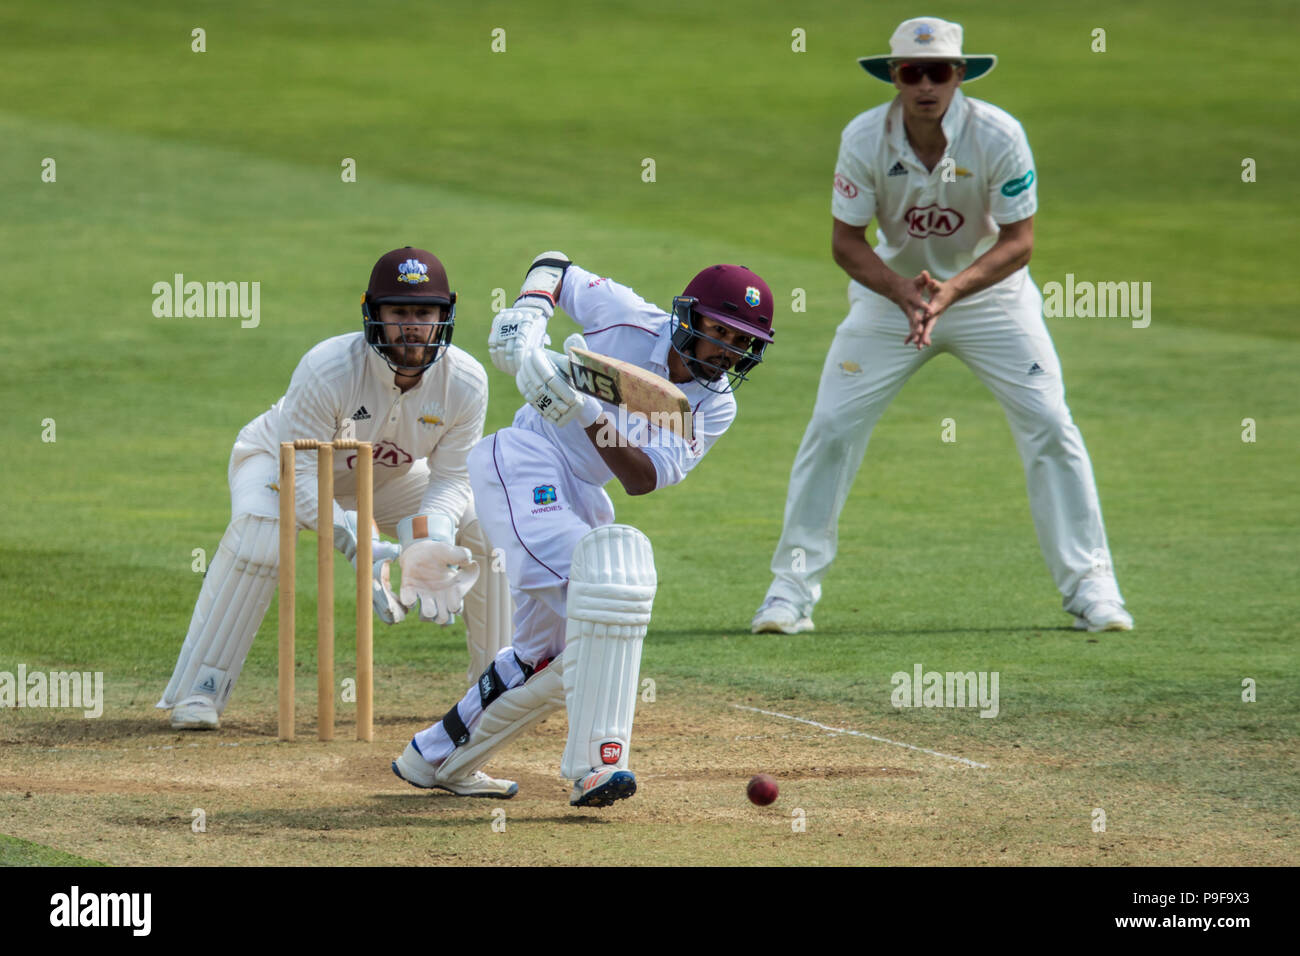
[904,204,964,238]
[347,440,413,469]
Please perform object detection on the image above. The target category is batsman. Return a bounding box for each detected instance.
[158,248,511,730]
[392,251,775,805]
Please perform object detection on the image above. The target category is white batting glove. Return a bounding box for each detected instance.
[489,305,551,376]
[562,331,602,425]
[563,331,589,360]
[515,348,601,428]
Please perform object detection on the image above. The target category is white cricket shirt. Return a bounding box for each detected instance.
[831,89,1037,300]
[238,333,487,530]
[512,264,737,491]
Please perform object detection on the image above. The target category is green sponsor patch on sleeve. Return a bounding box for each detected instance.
[1000,170,1035,197]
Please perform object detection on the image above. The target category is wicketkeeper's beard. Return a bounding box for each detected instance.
[385,340,434,372]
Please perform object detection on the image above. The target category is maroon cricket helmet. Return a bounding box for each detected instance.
[361,247,456,373]
[671,264,775,392]
[680,264,775,343]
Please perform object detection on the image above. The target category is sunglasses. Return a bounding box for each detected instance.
[893,61,960,85]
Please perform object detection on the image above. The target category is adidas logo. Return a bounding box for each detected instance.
[1028,362,1044,376]
[352,406,371,421]
[888,161,907,177]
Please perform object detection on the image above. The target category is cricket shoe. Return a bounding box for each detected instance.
[570,768,637,808]
[391,740,518,798]
[1073,601,1134,632]
[170,695,219,730]
[750,597,814,635]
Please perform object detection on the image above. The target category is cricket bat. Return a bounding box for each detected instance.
[545,347,694,443]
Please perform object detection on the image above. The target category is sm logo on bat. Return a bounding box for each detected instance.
[570,363,621,404]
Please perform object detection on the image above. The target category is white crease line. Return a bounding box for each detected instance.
[732,705,989,769]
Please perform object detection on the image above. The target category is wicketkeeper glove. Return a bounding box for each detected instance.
[396,514,481,626]
[333,508,406,624]
[332,507,367,566]
[370,539,406,624]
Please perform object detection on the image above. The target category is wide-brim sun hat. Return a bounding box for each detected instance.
[858,17,996,82]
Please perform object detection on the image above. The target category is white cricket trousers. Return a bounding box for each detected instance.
[767,271,1123,618]
[160,439,488,713]
[411,427,614,764]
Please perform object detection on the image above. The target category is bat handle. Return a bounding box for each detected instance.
[543,349,572,379]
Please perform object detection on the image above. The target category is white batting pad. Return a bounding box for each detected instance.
[436,656,565,783]
[157,514,279,713]
[559,525,657,780]
[459,516,515,684]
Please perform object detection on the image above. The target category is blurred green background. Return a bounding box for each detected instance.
[1,0,1295,864]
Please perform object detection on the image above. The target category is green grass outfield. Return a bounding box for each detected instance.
[0,0,1296,867]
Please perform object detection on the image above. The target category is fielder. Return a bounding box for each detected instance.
[159,247,512,730]
[752,17,1133,635]
[392,252,775,804]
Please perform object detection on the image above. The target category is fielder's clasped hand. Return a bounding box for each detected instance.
[901,270,947,349]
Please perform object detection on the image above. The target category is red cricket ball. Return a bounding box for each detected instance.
[747,774,779,806]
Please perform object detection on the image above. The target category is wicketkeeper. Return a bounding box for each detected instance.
[392,251,776,805]
[159,248,511,730]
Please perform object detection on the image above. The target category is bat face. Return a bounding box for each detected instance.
[569,362,622,405]
[557,347,694,442]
